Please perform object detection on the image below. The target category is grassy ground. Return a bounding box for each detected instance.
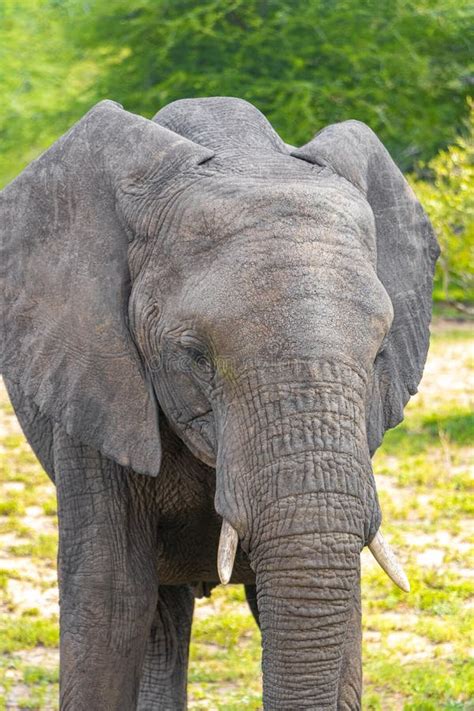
[0,319,472,710]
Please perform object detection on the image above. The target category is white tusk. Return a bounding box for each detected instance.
[368,530,410,592]
[217,519,239,585]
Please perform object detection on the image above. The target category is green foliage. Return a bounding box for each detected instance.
[65,0,473,167]
[1,0,472,301]
[410,103,474,303]
[0,0,99,185]
[0,0,473,188]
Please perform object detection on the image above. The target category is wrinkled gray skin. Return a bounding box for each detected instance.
[0,98,439,710]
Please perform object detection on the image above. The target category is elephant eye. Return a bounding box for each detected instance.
[188,347,213,374]
[179,333,214,376]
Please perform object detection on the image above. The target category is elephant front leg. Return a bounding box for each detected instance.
[137,585,194,710]
[54,426,160,710]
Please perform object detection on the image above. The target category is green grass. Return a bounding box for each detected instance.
[0,319,472,709]
[0,616,59,654]
[8,534,58,562]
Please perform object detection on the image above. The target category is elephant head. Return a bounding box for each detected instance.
[0,97,439,708]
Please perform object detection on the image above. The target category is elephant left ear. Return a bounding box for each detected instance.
[0,100,213,476]
[292,120,440,453]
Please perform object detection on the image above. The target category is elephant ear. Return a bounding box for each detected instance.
[291,120,440,454]
[1,100,213,476]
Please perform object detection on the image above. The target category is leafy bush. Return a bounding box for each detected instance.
[1,0,472,185]
[0,0,472,302]
[410,102,474,305]
[64,0,473,170]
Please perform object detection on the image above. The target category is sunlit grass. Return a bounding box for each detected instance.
[0,319,472,709]
[0,615,59,655]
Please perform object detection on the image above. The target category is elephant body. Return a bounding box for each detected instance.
[0,97,439,709]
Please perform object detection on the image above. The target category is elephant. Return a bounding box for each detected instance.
[0,96,439,710]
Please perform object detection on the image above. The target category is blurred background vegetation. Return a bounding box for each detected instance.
[0,0,473,305]
[0,2,473,709]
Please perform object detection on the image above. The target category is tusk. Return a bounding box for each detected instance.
[217,519,239,585]
[368,530,410,592]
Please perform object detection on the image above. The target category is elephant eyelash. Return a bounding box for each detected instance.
[178,333,215,376]
[179,332,210,355]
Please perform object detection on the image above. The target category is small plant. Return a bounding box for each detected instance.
[410,101,474,310]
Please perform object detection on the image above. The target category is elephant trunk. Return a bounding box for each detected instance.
[215,360,380,708]
[251,493,363,709]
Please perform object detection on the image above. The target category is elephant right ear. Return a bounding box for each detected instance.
[0,100,213,476]
[292,120,440,454]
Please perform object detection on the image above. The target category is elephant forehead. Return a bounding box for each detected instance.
[172,176,381,317]
[182,269,392,368]
[175,227,392,364]
[184,244,391,325]
[167,174,376,263]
